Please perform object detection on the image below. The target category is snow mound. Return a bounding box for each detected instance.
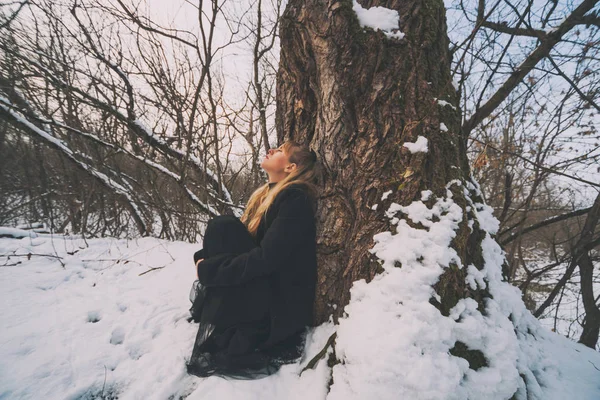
[328,179,600,400]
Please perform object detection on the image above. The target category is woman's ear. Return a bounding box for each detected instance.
[285,163,297,173]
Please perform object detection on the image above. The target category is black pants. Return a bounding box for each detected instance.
[189,216,272,376]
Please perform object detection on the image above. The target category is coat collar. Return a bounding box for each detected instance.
[268,182,278,190]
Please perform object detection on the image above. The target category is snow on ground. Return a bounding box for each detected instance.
[1,178,599,400]
[0,234,334,400]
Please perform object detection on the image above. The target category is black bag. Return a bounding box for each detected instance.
[189,279,206,323]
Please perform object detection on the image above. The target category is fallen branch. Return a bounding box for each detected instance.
[1,252,64,260]
[1,261,23,267]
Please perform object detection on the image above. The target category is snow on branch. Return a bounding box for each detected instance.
[131,119,236,208]
[1,46,235,212]
[26,113,223,218]
[0,96,148,235]
[71,6,236,210]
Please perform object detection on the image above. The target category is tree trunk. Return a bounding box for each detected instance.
[275,2,599,396]
[274,0,553,395]
[276,0,479,323]
[577,193,600,349]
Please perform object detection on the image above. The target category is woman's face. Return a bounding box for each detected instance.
[260,145,295,178]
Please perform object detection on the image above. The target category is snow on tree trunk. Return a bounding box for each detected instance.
[276,0,567,398]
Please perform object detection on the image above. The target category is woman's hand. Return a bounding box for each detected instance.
[195,258,204,279]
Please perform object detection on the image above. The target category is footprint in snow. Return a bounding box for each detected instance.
[127,342,146,360]
[87,310,101,323]
[110,327,125,345]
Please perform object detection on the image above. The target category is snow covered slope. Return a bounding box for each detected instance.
[0,234,334,400]
[0,225,598,399]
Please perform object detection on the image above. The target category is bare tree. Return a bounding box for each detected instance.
[446,0,600,348]
[0,0,256,239]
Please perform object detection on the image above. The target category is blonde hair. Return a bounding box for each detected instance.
[241,140,320,237]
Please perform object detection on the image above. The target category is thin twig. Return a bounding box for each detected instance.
[101,365,107,396]
[1,253,64,259]
[468,136,600,188]
[138,266,166,276]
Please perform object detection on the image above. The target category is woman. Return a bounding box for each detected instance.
[187,140,319,379]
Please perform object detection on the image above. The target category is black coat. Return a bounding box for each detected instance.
[196,182,318,350]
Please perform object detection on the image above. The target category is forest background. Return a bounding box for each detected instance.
[1,0,599,349]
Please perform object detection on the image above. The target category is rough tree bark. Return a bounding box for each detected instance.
[276,0,485,325]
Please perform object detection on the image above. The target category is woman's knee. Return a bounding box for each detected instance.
[207,215,241,229]
[204,215,254,256]
[206,215,237,234]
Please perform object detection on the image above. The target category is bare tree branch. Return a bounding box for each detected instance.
[462,0,599,136]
